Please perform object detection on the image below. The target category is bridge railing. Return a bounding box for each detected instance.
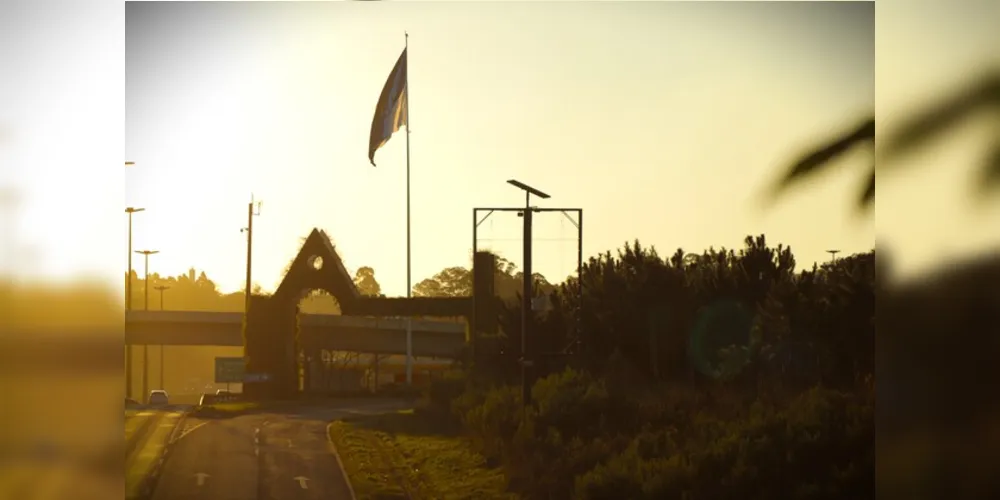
[125,310,467,334]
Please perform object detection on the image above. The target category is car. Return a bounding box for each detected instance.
[214,389,239,402]
[198,393,216,406]
[148,390,169,405]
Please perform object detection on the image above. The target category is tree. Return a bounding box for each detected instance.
[353,266,382,297]
[413,266,472,298]
[412,256,554,301]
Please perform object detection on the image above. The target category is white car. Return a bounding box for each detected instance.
[148,389,169,405]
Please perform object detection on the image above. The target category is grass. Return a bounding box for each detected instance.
[125,411,183,499]
[124,410,148,441]
[328,409,517,500]
[207,402,260,412]
[188,401,261,417]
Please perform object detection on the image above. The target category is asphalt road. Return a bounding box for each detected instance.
[149,400,409,500]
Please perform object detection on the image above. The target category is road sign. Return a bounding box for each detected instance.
[243,372,271,383]
[214,357,244,383]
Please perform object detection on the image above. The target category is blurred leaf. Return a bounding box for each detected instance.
[774,118,875,194]
[772,69,1000,210]
[980,141,1000,193]
[881,72,1000,158]
[860,166,875,207]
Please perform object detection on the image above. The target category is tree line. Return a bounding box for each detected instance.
[424,235,874,499]
[123,264,385,314]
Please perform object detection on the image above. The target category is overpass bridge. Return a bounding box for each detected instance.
[125,310,467,359]
[123,228,497,399]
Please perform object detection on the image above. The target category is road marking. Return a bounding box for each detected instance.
[294,476,309,489]
[176,421,208,441]
[194,472,209,487]
[287,439,293,448]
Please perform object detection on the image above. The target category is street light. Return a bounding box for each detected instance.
[154,284,170,390]
[125,208,146,311]
[506,179,550,408]
[135,249,159,398]
[154,284,170,310]
[826,249,841,264]
[124,206,145,399]
[135,249,160,311]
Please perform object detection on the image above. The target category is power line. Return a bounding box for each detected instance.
[478,237,579,243]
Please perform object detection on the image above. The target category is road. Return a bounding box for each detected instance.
[149,399,410,500]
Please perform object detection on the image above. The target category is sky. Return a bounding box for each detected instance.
[3,0,998,298]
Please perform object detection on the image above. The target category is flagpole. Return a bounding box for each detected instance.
[404,32,413,387]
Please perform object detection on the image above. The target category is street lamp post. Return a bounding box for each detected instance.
[155,284,170,390]
[471,201,584,407]
[155,284,169,310]
[124,205,145,399]
[135,249,159,399]
[506,179,550,409]
[826,249,841,264]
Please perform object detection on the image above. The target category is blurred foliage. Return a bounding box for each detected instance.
[1,282,122,331]
[771,68,1000,208]
[769,69,1000,497]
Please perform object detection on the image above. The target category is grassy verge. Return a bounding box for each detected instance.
[328,409,516,500]
[124,410,150,441]
[206,402,260,412]
[125,412,182,499]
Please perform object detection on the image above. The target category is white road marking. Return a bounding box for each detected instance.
[194,472,209,486]
[294,476,309,489]
[175,421,208,441]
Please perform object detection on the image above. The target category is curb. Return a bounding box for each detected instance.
[326,421,358,500]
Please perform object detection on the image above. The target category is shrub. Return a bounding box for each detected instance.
[574,386,874,500]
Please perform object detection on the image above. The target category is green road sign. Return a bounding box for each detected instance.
[215,357,245,383]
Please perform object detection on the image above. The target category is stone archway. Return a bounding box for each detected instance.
[241,228,495,401]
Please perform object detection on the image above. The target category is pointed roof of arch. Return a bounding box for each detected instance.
[272,228,360,306]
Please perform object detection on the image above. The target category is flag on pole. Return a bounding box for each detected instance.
[368,48,408,166]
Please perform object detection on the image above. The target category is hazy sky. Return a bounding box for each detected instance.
[119,0,879,296]
[16,0,999,298]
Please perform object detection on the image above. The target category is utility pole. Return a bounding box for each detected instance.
[135,249,159,399]
[240,196,262,315]
[155,284,170,390]
[240,196,262,391]
[506,180,550,409]
[124,205,145,399]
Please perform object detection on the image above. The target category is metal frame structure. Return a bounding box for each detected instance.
[472,201,583,406]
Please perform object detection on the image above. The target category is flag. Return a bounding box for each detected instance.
[368,48,408,166]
